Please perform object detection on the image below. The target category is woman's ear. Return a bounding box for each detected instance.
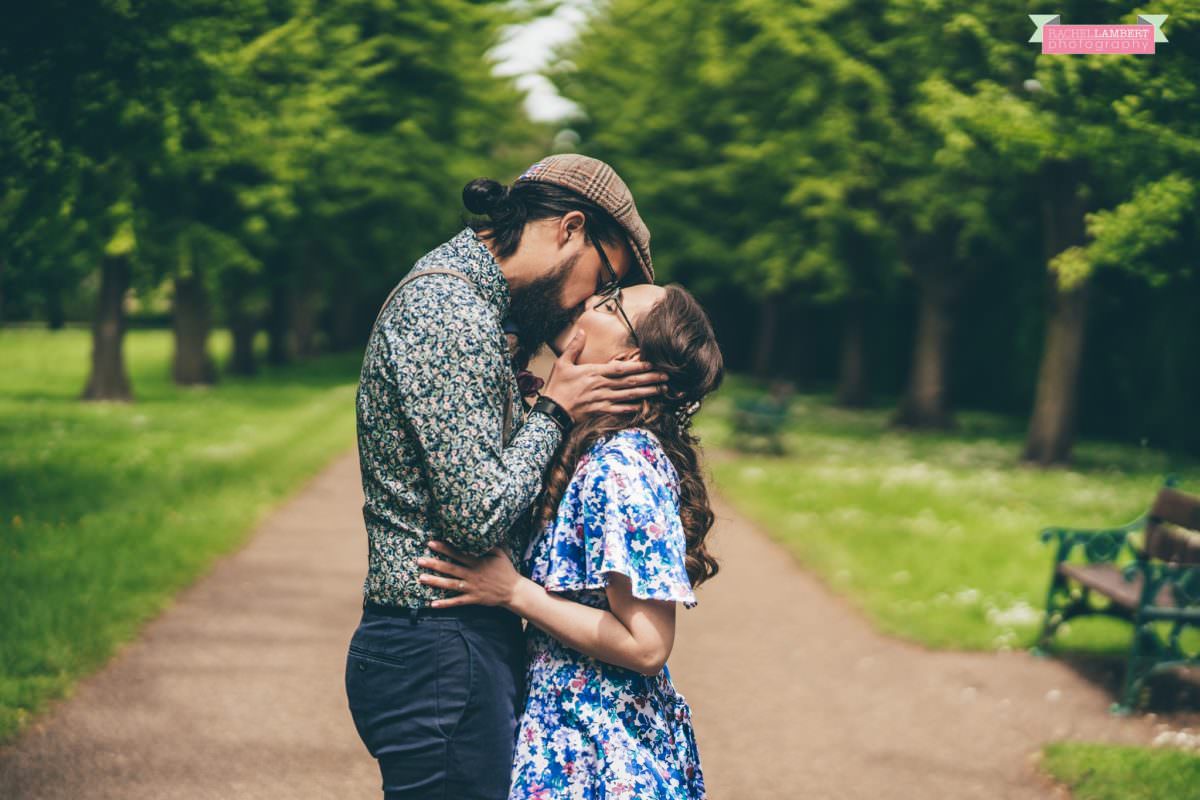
[614,347,642,362]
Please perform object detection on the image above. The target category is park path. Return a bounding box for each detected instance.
[0,449,1183,799]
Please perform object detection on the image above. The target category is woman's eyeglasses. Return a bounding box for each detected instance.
[590,236,640,347]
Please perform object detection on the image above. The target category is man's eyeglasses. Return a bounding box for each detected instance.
[590,236,640,347]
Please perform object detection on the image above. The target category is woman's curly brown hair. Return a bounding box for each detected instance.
[535,284,725,588]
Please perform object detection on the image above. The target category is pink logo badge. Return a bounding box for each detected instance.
[1029,14,1168,54]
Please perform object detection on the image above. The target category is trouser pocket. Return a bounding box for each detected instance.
[345,632,473,743]
[433,625,474,739]
[345,643,414,759]
[344,611,525,799]
[344,616,483,798]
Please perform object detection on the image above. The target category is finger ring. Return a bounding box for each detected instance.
[458,580,466,591]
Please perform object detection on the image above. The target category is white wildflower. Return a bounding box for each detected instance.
[986,601,1042,628]
[954,588,980,605]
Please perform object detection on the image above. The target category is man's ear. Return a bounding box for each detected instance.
[558,210,586,247]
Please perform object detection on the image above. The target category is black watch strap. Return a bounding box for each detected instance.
[531,395,574,435]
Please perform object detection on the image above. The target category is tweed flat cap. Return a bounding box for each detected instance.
[515,154,654,284]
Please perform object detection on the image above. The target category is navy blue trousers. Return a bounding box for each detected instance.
[345,603,526,800]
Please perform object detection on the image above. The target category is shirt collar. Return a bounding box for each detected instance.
[445,227,510,320]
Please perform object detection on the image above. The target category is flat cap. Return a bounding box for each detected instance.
[515,154,654,284]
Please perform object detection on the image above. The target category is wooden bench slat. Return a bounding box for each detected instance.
[1150,487,1200,531]
[1057,563,1176,609]
[1144,522,1200,565]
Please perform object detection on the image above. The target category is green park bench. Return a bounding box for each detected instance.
[1034,478,1200,713]
[730,384,793,455]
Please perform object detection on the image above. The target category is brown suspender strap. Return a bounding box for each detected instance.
[374,268,515,446]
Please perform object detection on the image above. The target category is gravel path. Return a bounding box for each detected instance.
[0,450,1184,799]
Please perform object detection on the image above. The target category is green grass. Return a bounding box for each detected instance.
[0,327,359,742]
[1041,743,1200,800]
[694,376,1200,653]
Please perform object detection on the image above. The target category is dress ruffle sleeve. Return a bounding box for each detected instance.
[532,429,698,609]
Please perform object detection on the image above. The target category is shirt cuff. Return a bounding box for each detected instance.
[523,406,564,455]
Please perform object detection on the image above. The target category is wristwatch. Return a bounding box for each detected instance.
[531,394,574,435]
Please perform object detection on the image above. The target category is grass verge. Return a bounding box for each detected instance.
[693,376,1199,653]
[1041,742,1200,800]
[1,327,359,742]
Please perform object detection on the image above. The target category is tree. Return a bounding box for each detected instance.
[918,2,1200,462]
[1023,4,1199,464]
[227,0,541,363]
[1,1,219,400]
[873,1,1035,429]
[4,0,542,394]
[557,0,899,390]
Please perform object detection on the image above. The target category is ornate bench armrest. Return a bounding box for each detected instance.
[1166,563,1200,609]
[1039,515,1147,564]
[1123,559,1200,609]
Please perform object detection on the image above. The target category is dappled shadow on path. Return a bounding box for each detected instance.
[1041,649,1200,715]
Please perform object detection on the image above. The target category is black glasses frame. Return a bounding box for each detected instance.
[589,235,640,347]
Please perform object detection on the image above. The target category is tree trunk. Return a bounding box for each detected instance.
[290,284,321,359]
[45,284,66,330]
[752,296,780,380]
[220,268,259,377]
[172,272,217,386]
[326,287,363,352]
[1022,162,1091,466]
[288,243,325,359]
[782,309,817,390]
[227,302,258,377]
[836,295,870,407]
[893,277,956,429]
[81,255,133,402]
[1022,279,1091,465]
[267,283,290,365]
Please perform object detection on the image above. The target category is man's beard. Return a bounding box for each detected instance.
[507,250,584,359]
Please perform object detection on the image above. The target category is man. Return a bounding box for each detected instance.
[345,154,667,798]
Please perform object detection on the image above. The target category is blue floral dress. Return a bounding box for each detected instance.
[509,428,706,800]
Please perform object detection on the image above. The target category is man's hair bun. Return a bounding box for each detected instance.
[463,178,508,216]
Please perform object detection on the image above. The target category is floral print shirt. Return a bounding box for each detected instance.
[510,428,705,799]
[356,227,562,606]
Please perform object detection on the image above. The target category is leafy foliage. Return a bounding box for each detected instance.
[1,0,545,344]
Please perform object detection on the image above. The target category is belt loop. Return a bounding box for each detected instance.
[407,606,419,625]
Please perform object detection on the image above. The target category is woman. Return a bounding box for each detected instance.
[417,282,723,799]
